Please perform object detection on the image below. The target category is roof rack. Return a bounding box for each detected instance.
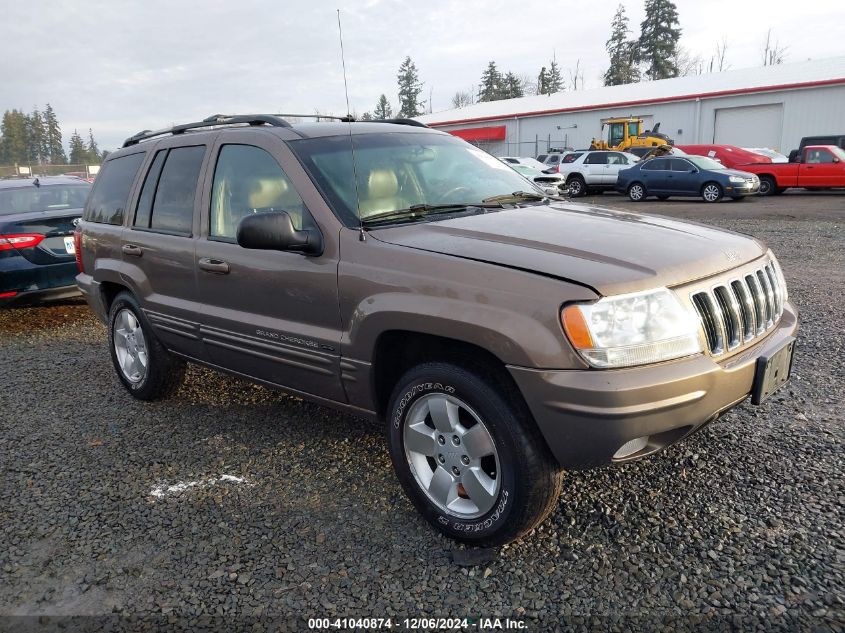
[272,113,355,122]
[371,118,430,128]
[122,114,292,148]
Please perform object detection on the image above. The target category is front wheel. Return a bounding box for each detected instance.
[702,182,723,203]
[108,292,186,400]
[758,176,776,196]
[627,182,646,201]
[386,362,563,546]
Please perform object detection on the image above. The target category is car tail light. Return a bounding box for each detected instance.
[0,291,18,299]
[0,233,45,252]
[73,230,84,273]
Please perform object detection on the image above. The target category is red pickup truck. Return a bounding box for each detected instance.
[740,145,845,195]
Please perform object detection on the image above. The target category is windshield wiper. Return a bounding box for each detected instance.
[482,191,549,204]
[360,202,502,226]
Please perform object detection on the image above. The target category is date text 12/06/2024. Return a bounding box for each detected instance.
[307,617,527,630]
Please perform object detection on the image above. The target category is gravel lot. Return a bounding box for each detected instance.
[1,194,843,631]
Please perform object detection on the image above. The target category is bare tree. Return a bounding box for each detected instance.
[451,90,475,109]
[568,59,585,91]
[518,73,537,96]
[711,37,729,72]
[675,47,705,76]
[762,29,787,66]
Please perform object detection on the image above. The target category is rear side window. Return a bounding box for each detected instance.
[584,152,608,165]
[83,152,145,224]
[135,146,205,235]
[562,153,582,163]
[642,158,669,171]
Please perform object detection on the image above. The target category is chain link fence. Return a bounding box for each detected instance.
[0,163,100,179]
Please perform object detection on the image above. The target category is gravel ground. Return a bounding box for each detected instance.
[1,195,843,631]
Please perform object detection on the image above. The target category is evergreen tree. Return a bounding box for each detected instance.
[0,110,30,164]
[360,112,373,121]
[26,109,47,163]
[537,67,549,95]
[478,61,503,102]
[374,94,393,120]
[86,128,100,162]
[639,0,682,80]
[502,72,524,99]
[68,129,87,164]
[604,4,641,86]
[42,103,66,163]
[396,56,424,118]
[546,58,564,93]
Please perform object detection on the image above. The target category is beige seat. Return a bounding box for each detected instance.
[357,169,409,218]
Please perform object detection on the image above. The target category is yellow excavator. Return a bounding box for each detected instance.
[589,117,674,151]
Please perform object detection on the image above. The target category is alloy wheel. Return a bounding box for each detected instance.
[703,184,721,202]
[403,393,500,519]
[113,309,148,383]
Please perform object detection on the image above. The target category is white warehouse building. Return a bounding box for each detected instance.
[416,57,845,157]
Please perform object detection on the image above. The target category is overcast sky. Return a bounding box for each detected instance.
[2,0,843,152]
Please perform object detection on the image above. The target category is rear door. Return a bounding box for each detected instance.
[121,140,212,359]
[193,132,344,401]
[639,158,671,192]
[582,152,609,184]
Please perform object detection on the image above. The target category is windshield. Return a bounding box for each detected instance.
[830,146,845,161]
[686,155,725,170]
[0,183,91,216]
[290,132,543,225]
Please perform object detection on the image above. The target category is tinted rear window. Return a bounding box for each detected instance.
[562,153,582,163]
[147,146,205,235]
[0,184,90,216]
[84,153,145,224]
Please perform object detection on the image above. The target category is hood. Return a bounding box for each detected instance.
[371,203,766,296]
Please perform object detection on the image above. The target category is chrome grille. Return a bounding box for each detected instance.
[690,260,785,355]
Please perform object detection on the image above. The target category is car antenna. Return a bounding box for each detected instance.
[336,9,365,242]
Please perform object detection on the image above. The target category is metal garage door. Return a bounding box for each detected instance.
[714,104,784,149]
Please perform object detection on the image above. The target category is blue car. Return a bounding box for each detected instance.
[615,154,760,203]
[0,176,91,307]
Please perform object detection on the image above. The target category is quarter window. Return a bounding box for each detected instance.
[210,144,309,240]
[83,152,145,225]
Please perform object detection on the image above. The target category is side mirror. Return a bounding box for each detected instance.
[236,211,323,256]
[833,158,840,163]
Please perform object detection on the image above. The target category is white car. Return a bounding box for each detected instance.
[556,150,640,197]
[501,161,567,195]
[742,147,789,163]
[500,156,553,171]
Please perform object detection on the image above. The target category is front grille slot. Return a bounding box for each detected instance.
[690,259,784,355]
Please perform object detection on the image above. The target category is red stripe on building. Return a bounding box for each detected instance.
[448,125,507,141]
[427,77,845,128]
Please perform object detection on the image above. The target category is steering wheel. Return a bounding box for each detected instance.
[436,186,475,203]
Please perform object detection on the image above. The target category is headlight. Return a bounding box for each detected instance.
[561,288,702,368]
[729,176,747,183]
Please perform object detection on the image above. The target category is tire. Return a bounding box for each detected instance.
[108,291,186,400]
[566,175,586,197]
[701,182,723,203]
[386,362,563,546]
[656,195,670,201]
[758,176,776,196]
[627,182,646,201]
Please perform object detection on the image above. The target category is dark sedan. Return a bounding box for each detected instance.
[615,155,760,203]
[1,176,91,307]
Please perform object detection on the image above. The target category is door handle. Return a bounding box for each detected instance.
[198,258,230,274]
[122,244,142,257]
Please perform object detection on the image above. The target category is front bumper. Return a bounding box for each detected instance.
[725,180,760,195]
[509,301,798,469]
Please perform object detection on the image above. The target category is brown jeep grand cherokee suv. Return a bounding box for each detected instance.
[76,115,797,546]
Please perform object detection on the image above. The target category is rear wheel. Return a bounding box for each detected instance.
[701,182,723,203]
[108,292,186,400]
[627,182,646,201]
[567,175,586,197]
[386,362,563,546]
[758,176,776,196]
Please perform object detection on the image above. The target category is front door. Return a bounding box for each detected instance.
[800,148,845,187]
[583,152,609,184]
[194,134,344,401]
[668,158,700,195]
